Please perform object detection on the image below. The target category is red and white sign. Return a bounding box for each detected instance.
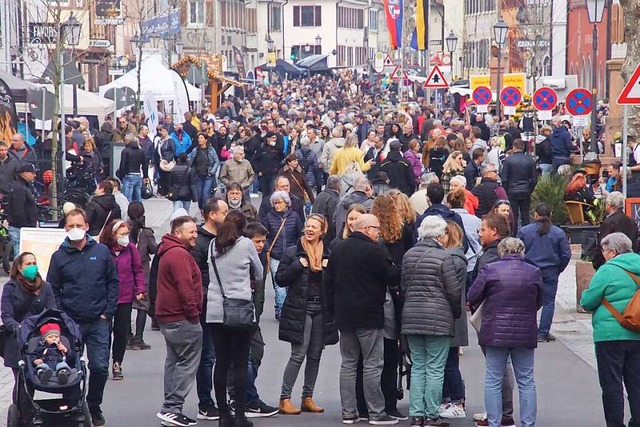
[424,65,449,88]
[618,63,640,105]
[390,66,409,81]
[383,55,395,67]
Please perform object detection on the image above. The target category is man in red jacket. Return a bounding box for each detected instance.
[155,216,204,427]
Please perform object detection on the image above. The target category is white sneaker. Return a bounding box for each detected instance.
[439,403,466,419]
[473,412,487,422]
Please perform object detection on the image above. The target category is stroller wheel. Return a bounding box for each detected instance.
[7,403,19,427]
[80,402,91,427]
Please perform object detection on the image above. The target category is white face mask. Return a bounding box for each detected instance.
[117,236,130,247]
[67,227,86,242]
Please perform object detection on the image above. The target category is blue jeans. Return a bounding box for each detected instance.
[269,258,287,316]
[8,226,20,260]
[407,335,451,418]
[443,347,465,403]
[122,174,142,202]
[538,164,552,175]
[485,346,537,427]
[195,176,215,211]
[538,268,560,335]
[173,200,191,212]
[79,318,111,409]
[197,322,216,409]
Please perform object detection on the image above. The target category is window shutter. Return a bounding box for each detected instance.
[293,5,300,26]
[315,6,321,26]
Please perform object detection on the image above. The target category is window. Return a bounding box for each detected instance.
[369,10,378,31]
[293,5,321,27]
[221,1,227,27]
[188,0,205,25]
[270,4,282,31]
[247,8,257,33]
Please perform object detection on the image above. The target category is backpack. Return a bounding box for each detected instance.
[344,160,362,175]
[602,268,640,333]
[298,149,313,173]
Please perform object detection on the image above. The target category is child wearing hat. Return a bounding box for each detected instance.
[30,323,72,385]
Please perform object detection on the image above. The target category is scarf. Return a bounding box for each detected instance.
[17,274,44,294]
[301,238,324,273]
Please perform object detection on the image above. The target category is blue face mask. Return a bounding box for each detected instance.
[22,265,38,281]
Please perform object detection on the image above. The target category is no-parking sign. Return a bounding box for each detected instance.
[499,86,522,107]
[532,87,558,111]
[472,86,492,106]
[565,88,593,116]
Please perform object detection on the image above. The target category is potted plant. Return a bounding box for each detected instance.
[530,173,568,225]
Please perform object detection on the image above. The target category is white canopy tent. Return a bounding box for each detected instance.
[40,84,115,117]
[98,55,200,101]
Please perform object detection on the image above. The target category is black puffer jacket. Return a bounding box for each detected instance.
[501,152,537,198]
[380,150,415,196]
[275,241,338,346]
[312,189,340,243]
[86,194,122,236]
[400,239,462,336]
[7,176,38,228]
[168,164,196,202]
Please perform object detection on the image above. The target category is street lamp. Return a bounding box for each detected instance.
[205,34,212,53]
[445,31,458,77]
[493,19,508,118]
[266,35,274,52]
[315,34,322,46]
[586,0,605,156]
[64,13,81,46]
[175,38,183,57]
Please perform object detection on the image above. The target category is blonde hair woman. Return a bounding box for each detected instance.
[441,151,466,193]
[439,220,469,419]
[329,133,372,175]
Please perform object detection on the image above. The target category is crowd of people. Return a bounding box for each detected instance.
[0,73,638,427]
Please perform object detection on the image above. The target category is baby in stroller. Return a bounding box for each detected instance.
[29,323,73,385]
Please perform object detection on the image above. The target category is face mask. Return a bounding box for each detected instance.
[22,265,38,281]
[67,227,86,242]
[117,236,130,247]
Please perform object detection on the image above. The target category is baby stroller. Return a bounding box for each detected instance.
[7,309,90,427]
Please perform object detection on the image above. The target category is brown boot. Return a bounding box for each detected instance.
[301,397,324,413]
[278,398,301,415]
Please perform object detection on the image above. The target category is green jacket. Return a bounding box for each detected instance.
[580,252,640,342]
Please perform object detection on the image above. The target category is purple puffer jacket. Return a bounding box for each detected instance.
[111,244,146,304]
[467,254,543,349]
[403,149,422,183]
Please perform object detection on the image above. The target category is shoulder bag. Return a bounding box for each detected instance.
[209,240,255,329]
[265,218,287,273]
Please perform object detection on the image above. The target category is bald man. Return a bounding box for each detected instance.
[324,213,400,424]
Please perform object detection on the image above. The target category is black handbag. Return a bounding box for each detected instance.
[0,324,9,358]
[141,181,154,199]
[210,242,255,329]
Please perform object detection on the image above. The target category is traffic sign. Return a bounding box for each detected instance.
[472,86,492,106]
[532,87,558,111]
[565,88,593,116]
[390,66,409,82]
[500,86,522,107]
[424,65,449,88]
[618,63,640,104]
[383,55,395,67]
